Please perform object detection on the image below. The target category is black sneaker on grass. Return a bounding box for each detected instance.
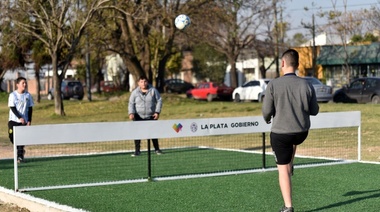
[131,151,141,157]
[280,206,294,212]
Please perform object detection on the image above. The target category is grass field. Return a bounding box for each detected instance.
[0,92,379,211]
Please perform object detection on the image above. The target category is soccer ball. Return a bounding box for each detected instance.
[175,14,191,30]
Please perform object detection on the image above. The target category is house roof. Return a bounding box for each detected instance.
[317,42,380,65]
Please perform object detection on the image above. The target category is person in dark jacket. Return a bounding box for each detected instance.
[262,49,319,212]
[128,76,163,156]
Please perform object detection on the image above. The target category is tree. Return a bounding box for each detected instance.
[31,40,52,103]
[78,5,118,93]
[3,0,111,115]
[0,19,28,91]
[249,0,285,79]
[112,0,212,90]
[75,31,109,93]
[95,0,210,92]
[192,43,227,82]
[191,0,272,88]
[363,33,378,42]
[367,5,380,32]
[288,33,308,47]
[350,33,379,44]
[165,52,182,78]
[317,1,351,83]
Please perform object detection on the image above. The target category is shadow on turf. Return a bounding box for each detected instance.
[0,159,14,170]
[244,145,271,151]
[306,189,380,211]
[343,189,380,196]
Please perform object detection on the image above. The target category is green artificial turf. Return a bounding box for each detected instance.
[0,147,334,191]
[21,163,380,212]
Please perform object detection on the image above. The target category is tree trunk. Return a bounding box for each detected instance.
[124,56,145,88]
[34,65,41,103]
[123,69,130,92]
[141,42,152,82]
[228,58,238,88]
[0,70,6,92]
[157,55,169,92]
[52,56,65,116]
[260,65,266,79]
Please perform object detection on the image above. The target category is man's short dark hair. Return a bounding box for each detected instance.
[281,49,299,68]
[138,76,149,81]
[16,77,27,84]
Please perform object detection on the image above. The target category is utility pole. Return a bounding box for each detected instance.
[273,0,280,77]
[302,13,317,77]
[312,14,317,77]
[280,7,284,45]
[86,34,91,101]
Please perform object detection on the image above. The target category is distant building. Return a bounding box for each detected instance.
[317,43,380,88]
[1,63,78,95]
[224,58,277,87]
[294,40,380,91]
[295,33,380,91]
[224,40,279,87]
[300,32,344,47]
[293,46,323,78]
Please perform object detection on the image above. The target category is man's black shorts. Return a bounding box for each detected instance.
[270,131,309,165]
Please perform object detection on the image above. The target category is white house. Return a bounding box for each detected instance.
[300,32,343,47]
[224,57,277,87]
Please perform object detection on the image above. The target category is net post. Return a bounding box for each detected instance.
[262,132,266,169]
[13,127,19,192]
[147,139,152,180]
[358,126,361,161]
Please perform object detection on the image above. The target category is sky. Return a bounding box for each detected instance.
[283,0,380,38]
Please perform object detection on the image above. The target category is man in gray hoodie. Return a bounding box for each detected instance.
[262,49,319,212]
[128,76,163,156]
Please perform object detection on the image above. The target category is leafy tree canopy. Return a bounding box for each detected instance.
[192,43,227,83]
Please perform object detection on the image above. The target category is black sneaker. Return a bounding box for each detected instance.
[155,150,163,155]
[280,206,294,212]
[131,151,141,157]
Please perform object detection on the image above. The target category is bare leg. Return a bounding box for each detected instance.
[278,145,297,208]
[278,164,293,208]
[290,145,297,175]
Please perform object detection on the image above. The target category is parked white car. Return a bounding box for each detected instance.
[232,79,271,102]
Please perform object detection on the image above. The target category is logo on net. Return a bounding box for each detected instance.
[172,123,183,133]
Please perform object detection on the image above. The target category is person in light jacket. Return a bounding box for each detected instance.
[128,76,163,157]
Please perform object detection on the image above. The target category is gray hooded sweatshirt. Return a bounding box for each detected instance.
[128,86,162,119]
